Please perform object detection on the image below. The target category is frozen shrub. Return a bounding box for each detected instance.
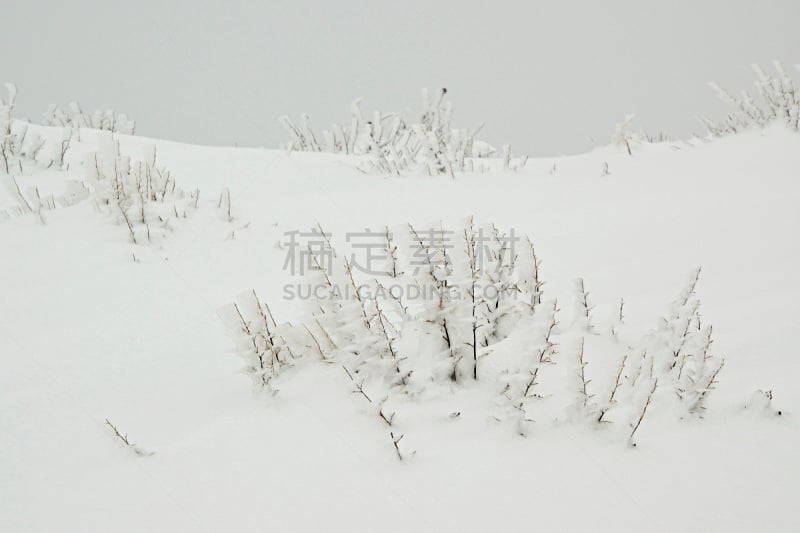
[82,142,198,243]
[1,83,21,174]
[222,220,729,451]
[611,113,642,155]
[44,102,135,135]
[281,89,528,176]
[702,61,800,136]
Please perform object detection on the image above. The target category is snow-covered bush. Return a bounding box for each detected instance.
[702,61,800,136]
[280,89,527,176]
[220,220,727,453]
[217,291,297,392]
[0,84,219,236]
[1,83,22,174]
[0,83,76,179]
[81,142,198,243]
[44,102,135,135]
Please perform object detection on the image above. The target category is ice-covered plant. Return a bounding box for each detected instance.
[221,220,729,453]
[702,61,800,136]
[44,102,135,135]
[281,89,528,176]
[218,291,297,392]
[1,83,20,174]
[82,142,198,243]
[611,113,641,155]
[0,83,75,180]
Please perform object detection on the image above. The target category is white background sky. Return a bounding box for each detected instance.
[3,0,799,155]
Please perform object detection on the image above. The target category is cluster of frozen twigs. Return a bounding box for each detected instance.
[703,61,800,136]
[80,141,201,244]
[1,133,215,240]
[2,83,136,181]
[220,220,726,457]
[43,102,135,135]
[1,83,238,241]
[0,83,19,175]
[1,83,72,178]
[1,84,83,221]
[1,83,143,223]
[280,89,527,176]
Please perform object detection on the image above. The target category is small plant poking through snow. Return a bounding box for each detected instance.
[281,89,528,176]
[104,419,153,456]
[220,220,728,455]
[611,114,641,155]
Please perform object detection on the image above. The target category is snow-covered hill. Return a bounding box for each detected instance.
[1,124,798,532]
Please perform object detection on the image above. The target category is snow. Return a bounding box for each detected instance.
[1,123,799,532]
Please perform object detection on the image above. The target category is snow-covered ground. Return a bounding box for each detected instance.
[1,124,798,532]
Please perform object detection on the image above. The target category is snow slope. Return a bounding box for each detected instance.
[1,124,799,532]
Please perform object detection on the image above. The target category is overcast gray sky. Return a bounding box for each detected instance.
[3,0,799,155]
